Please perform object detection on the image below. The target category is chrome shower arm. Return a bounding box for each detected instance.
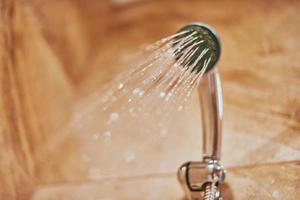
[178,68,225,200]
[199,69,223,161]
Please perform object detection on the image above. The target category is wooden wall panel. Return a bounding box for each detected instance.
[0,0,73,198]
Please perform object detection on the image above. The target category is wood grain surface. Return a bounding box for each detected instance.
[0,0,299,199]
[31,161,300,200]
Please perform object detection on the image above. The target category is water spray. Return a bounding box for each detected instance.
[176,23,226,200]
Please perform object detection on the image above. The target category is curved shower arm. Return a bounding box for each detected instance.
[199,68,223,162]
[178,68,225,200]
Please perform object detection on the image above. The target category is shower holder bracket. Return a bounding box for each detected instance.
[178,160,225,200]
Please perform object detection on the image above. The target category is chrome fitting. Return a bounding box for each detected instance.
[178,160,225,200]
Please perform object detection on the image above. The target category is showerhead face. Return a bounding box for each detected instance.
[174,23,221,74]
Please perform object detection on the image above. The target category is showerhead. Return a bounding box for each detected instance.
[174,23,221,74]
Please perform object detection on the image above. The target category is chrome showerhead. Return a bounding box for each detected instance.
[174,23,221,74]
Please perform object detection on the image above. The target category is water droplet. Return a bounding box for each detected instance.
[103,131,112,146]
[160,92,166,98]
[133,88,141,95]
[118,83,124,90]
[104,131,111,137]
[165,92,173,101]
[272,190,280,199]
[93,132,101,140]
[143,80,149,85]
[177,105,183,111]
[160,128,168,137]
[138,90,145,97]
[110,112,119,122]
[124,150,136,162]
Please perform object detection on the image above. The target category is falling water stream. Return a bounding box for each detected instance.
[55,30,212,180]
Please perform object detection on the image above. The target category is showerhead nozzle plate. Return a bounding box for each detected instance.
[175,23,221,73]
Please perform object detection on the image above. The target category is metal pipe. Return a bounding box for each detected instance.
[199,69,223,161]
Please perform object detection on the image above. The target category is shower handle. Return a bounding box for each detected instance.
[178,69,225,200]
[199,68,223,161]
